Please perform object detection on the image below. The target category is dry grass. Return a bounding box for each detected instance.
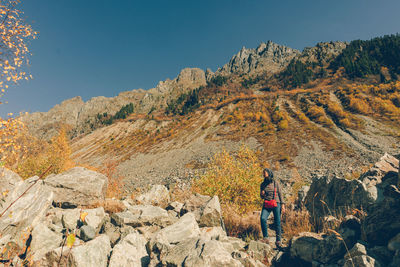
[282,208,312,240]
[99,160,125,199]
[86,199,126,214]
[222,204,262,241]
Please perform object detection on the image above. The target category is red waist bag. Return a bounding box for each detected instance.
[263,182,277,209]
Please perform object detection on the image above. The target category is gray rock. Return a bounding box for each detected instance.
[0,168,23,200]
[180,193,211,220]
[297,185,310,208]
[344,243,367,259]
[129,204,172,227]
[83,207,106,233]
[304,174,375,220]
[290,232,345,264]
[166,201,183,214]
[101,221,120,247]
[111,211,140,227]
[41,245,71,267]
[160,237,199,266]
[42,235,111,267]
[247,240,274,263]
[111,205,173,228]
[109,232,149,267]
[31,223,63,262]
[225,236,247,251]
[70,235,111,267]
[305,153,399,221]
[343,255,381,267]
[45,167,108,208]
[79,225,96,242]
[0,177,53,246]
[184,239,243,267]
[61,208,81,231]
[364,186,400,245]
[153,212,200,245]
[199,226,227,241]
[199,195,223,227]
[136,185,170,206]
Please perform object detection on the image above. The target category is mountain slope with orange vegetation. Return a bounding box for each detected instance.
[21,35,400,198]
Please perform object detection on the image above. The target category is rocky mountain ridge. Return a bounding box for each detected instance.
[22,67,207,139]
[21,40,348,140]
[215,40,300,76]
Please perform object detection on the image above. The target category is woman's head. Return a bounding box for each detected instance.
[263,168,274,180]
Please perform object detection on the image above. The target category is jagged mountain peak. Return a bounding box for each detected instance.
[215,41,300,76]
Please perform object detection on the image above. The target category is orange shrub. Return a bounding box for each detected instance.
[326,102,346,119]
[348,96,371,114]
[192,145,263,214]
[15,129,75,179]
[306,105,334,127]
[100,160,125,199]
[371,97,400,116]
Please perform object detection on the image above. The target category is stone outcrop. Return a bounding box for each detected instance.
[298,41,348,65]
[0,176,53,247]
[304,153,399,219]
[216,41,300,76]
[136,184,170,206]
[0,168,23,198]
[45,167,108,208]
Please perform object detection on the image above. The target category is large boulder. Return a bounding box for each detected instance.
[109,232,149,267]
[136,185,170,206]
[181,194,224,228]
[359,153,399,186]
[42,235,111,267]
[199,195,223,227]
[30,223,63,262]
[0,177,53,247]
[70,235,111,267]
[180,193,212,220]
[44,167,108,208]
[155,237,199,266]
[0,168,23,199]
[111,205,173,228]
[289,232,346,264]
[153,212,200,245]
[184,239,243,267]
[363,185,400,246]
[305,153,399,219]
[304,174,374,219]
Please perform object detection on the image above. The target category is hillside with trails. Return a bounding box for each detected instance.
[21,35,400,196]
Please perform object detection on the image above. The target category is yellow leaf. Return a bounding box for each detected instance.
[66,233,76,248]
[80,211,88,222]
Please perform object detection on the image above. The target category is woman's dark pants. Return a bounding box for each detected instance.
[260,202,281,241]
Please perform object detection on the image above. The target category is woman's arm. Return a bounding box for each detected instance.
[277,181,286,213]
[260,184,265,199]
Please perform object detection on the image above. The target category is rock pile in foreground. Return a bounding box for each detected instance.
[0,153,399,267]
[0,167,272,267]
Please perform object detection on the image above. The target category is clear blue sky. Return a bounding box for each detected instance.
[1,0,399,117]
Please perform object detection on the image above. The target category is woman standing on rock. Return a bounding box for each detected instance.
[260,168,285,248]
